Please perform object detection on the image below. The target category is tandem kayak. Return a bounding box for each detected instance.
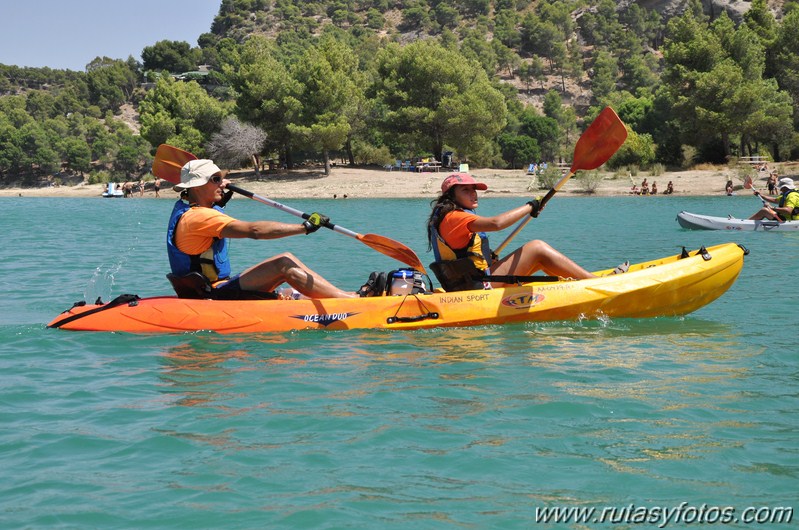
[48,243,747,334]
[677,211,799,231]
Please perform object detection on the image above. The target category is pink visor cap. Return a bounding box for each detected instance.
[441,173,488,193]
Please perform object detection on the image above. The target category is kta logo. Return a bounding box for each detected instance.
[501,292,545,309]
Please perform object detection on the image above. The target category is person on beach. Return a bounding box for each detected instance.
[664,181,674,195]
[168,159,355,299]
[425,173,627,291]
[748,177,799,222]
[651,181,658,195]
[725,180,734,196]
[767,172,778,195]
[153,178,161,198]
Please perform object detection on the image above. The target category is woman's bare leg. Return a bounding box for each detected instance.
[490,240,595,281]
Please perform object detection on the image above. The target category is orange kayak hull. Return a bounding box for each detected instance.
[48,244,746,334]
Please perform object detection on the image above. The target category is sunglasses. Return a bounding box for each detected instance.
[210,175,223,184]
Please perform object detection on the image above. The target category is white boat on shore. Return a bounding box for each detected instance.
[101,183,124,198]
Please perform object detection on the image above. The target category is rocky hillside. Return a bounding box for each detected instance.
[620,0,784,21]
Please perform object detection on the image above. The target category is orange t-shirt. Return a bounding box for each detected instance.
[174,207,236,255]
[439,210,478,249]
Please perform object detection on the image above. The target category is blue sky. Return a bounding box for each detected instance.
[0,0,220,71]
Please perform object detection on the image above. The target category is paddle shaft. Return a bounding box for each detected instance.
[744,177,781,218]
[492,170,573,256]
[226,184,427,272]
[226,184,359,237]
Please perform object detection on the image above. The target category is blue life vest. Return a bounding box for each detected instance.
[428,207,493,271]
[166,200,231,282]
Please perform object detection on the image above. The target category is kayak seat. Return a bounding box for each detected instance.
[429,259,486,292]
[166,273,279,300]
[430,259,562,292]
[167,272,213,299]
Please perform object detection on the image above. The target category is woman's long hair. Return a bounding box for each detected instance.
[426,189,459,251]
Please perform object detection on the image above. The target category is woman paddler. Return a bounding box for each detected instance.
[426,173,627,291]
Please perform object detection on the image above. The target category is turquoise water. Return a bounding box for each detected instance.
[1,194,797,528]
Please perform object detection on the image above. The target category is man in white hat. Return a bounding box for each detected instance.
[167,159,355,299]
[748,176,799,221]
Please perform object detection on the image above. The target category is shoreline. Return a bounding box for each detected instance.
[0,165,788,199]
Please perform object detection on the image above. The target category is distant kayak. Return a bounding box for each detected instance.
[48,243,747,334]
[676,211,799,231]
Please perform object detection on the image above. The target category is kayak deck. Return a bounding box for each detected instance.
[48,243,747,334]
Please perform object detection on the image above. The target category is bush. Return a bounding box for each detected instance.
[352,142,393,166]
[87,170,111,185]
[537,165,561,189]
[576,169,603,194]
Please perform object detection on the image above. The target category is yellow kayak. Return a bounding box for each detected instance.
[48,243,747,334]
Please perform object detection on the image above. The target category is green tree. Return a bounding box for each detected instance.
[229,36,302,166]
[768,10,799,129]
[373,40,507,165]
[518,107,560,162]
[85,57,138,112]
[138,75,228,154]
[142,40,201,73]
[62,137,92,174]
[498,133,540,169]
[289,36,362,174]
[591,51,618,99]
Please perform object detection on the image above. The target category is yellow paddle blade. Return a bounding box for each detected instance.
[152,144,197,184]
[358,234,426,274]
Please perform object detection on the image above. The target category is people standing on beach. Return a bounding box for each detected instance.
[640,178,649,195]
[154,178,161,198]
[767,172,778,195]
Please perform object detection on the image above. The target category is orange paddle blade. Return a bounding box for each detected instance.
[152,144,197,184]
[358,234,426,273]
[570,107,628,173]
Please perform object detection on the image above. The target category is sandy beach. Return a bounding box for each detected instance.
[1,164,794,199]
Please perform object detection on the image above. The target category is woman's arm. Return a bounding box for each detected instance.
[469,203,534,232]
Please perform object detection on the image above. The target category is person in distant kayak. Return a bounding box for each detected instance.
[748,177,799,222]
[426,173,627,291]
[167,159,355,299]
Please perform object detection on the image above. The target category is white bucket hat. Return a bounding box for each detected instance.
[173,159,222,191]
[778,177,795,191]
